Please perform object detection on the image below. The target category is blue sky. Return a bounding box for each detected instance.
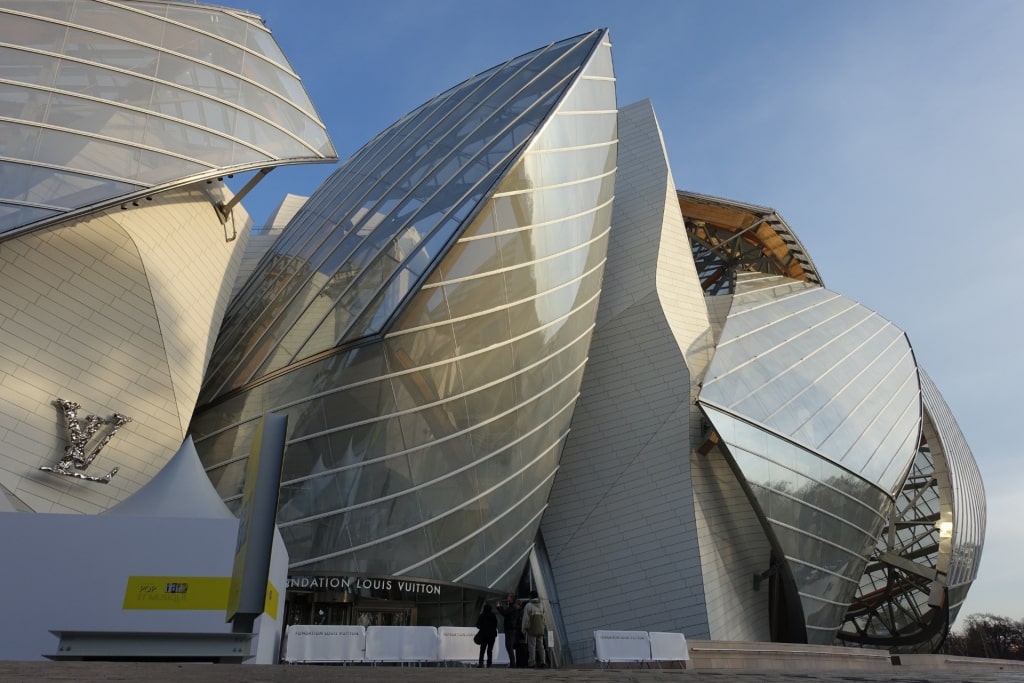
[221,0,1023,627]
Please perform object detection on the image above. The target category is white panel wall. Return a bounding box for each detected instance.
[687,287,773,639]
[0,184,248,513]
[542,101,719,652]
[0,511,287,663]
[119,185,251,435]
[691,449,772,641]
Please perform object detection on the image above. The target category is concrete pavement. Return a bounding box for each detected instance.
[3,662,1024,683]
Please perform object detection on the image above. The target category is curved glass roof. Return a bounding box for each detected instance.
[680,191,823,295]
[699,272,922,495]
[0,0,336,238]
[199,29,607,401]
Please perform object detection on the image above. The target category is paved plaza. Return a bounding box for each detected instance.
[2,662,1024,683]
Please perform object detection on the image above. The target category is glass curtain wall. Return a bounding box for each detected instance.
[699,272,923,643]
[191,30,616,591]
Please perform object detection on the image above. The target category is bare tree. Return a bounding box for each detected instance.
[943,613,1024,660]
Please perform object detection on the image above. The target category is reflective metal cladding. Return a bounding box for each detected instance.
[191,30,616,587]
[0,0,336,238]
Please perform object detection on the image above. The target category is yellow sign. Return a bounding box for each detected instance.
[123,576,278,618]
[265,581,279,618]
[123,576,229,611]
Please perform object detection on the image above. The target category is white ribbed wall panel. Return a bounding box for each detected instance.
[693,290,772,640]
[691,448,772,641]
[0,185,248,513]
[543,100,720,647]
[119,186,251,434]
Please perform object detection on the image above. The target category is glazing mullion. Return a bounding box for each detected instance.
[399,453,564,576]
[31,15,323,156]
[271,336,591,510]
[453,504,547,584]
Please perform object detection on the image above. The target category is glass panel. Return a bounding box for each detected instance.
[244,24,295,77]
[53,61,154,107]
[0,46,59,88]
[0,13,67,52]
[64,28,157,76]
[155,51,241,103]
[165,4,248,45]
[72,2,164,47]
[3,0,73,21]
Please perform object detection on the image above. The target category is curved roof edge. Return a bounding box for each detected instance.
[678,189,824,288]
[0,158,335,243]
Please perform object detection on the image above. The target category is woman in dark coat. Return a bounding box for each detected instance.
[475,602,499,667]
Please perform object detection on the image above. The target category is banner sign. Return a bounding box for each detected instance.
[594,629,652,662]
[282,624,366,663]
[122,575,278,618]
[123,576,229,611]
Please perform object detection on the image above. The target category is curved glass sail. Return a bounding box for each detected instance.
[698,271,924,643]
[191,30,616,587]
[199,30,607,400]
[0,0,336,237]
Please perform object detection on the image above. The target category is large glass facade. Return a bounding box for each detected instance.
[0,0,336,237]
[702,404,891,642]
[191,30,616,593]
[698,272,923,643]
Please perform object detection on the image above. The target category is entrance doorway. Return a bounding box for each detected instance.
[284,593,352,626]
[355,602,414,627]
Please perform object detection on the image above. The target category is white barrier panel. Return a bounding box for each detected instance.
[437,626,509,666]
[365,625,438,663]
[282,624,365,663]
[594,630,651,663]
[438,626,478,663]
[649,631,689,661]
[494,639,510,666]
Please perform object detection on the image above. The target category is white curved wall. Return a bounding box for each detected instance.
[543,100,767,649]
[0,183,249,512]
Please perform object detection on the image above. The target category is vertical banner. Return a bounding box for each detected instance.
[226,412,288,623]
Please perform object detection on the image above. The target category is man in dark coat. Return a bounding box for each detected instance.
[495,593,521,667]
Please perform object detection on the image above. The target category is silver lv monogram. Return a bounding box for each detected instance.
[41,398,132,484]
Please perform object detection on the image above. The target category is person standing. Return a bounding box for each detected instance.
[495,593,521,668]
[521,590,547,668]
[475,602,498,668]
